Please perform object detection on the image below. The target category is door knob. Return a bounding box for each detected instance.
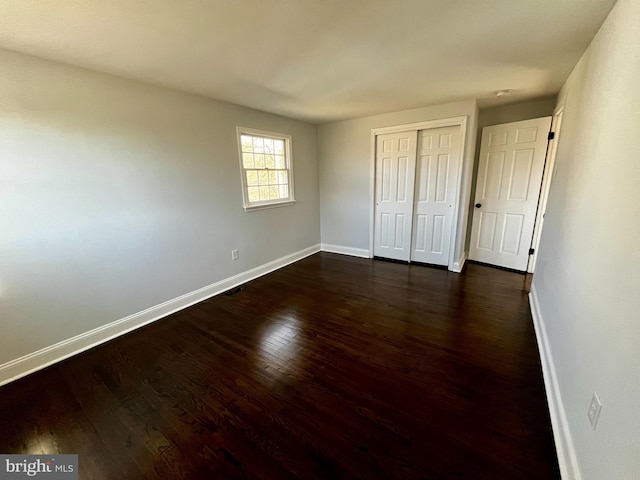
[475,203,482,208]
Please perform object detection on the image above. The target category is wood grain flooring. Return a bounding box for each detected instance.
[0,252,559,479]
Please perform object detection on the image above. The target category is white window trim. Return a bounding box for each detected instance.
[236,126,296,212]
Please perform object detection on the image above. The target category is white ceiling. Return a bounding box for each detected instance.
[0,0,616,124]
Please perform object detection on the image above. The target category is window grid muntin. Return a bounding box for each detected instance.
[238,130,293,208]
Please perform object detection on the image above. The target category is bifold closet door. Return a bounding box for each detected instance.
[410,126,461,266]
[373,131,418,262]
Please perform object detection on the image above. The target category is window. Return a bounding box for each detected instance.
[237,127,295,211]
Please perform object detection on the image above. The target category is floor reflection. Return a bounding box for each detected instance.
[257,313,302,387]
[24,430,58,455]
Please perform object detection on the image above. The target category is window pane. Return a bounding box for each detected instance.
[239,131,292,207]
[253,137,264,153]
[241,135,253,152]
[242,153,254,168]
[265,155,275,169]
[248,186,260,202]
[246,170,258,186]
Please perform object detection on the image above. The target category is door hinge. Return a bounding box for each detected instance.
[529,248,535,255]
[548,131,555,140]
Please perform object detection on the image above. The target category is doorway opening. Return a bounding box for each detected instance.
[468,113,562,273]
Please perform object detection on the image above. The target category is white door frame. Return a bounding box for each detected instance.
[369,116,468,270]
[527,105,564,273]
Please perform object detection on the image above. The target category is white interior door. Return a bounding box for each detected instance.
[528,109,564,273]
[411,126,461,265]
[469,117,552,271]
[374,131,417,261]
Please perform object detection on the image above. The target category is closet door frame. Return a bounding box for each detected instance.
[369,116,468,271]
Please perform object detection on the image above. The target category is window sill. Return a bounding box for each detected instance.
[243,200,296,212]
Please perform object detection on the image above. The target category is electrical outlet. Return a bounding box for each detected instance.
[231,249,239,261]
[587,392,602,430]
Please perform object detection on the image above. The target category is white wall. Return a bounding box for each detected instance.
[0,49,320,366]
[477,96,557,130]
[318,100,478,264]
[532,0,640,478]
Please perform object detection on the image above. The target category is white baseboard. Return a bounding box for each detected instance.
[451,252,466,273]
[529,285,581,480]
[0,244,321,387]
[321,243,371,258]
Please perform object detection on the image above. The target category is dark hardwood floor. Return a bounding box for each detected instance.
[0,253,559,479]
